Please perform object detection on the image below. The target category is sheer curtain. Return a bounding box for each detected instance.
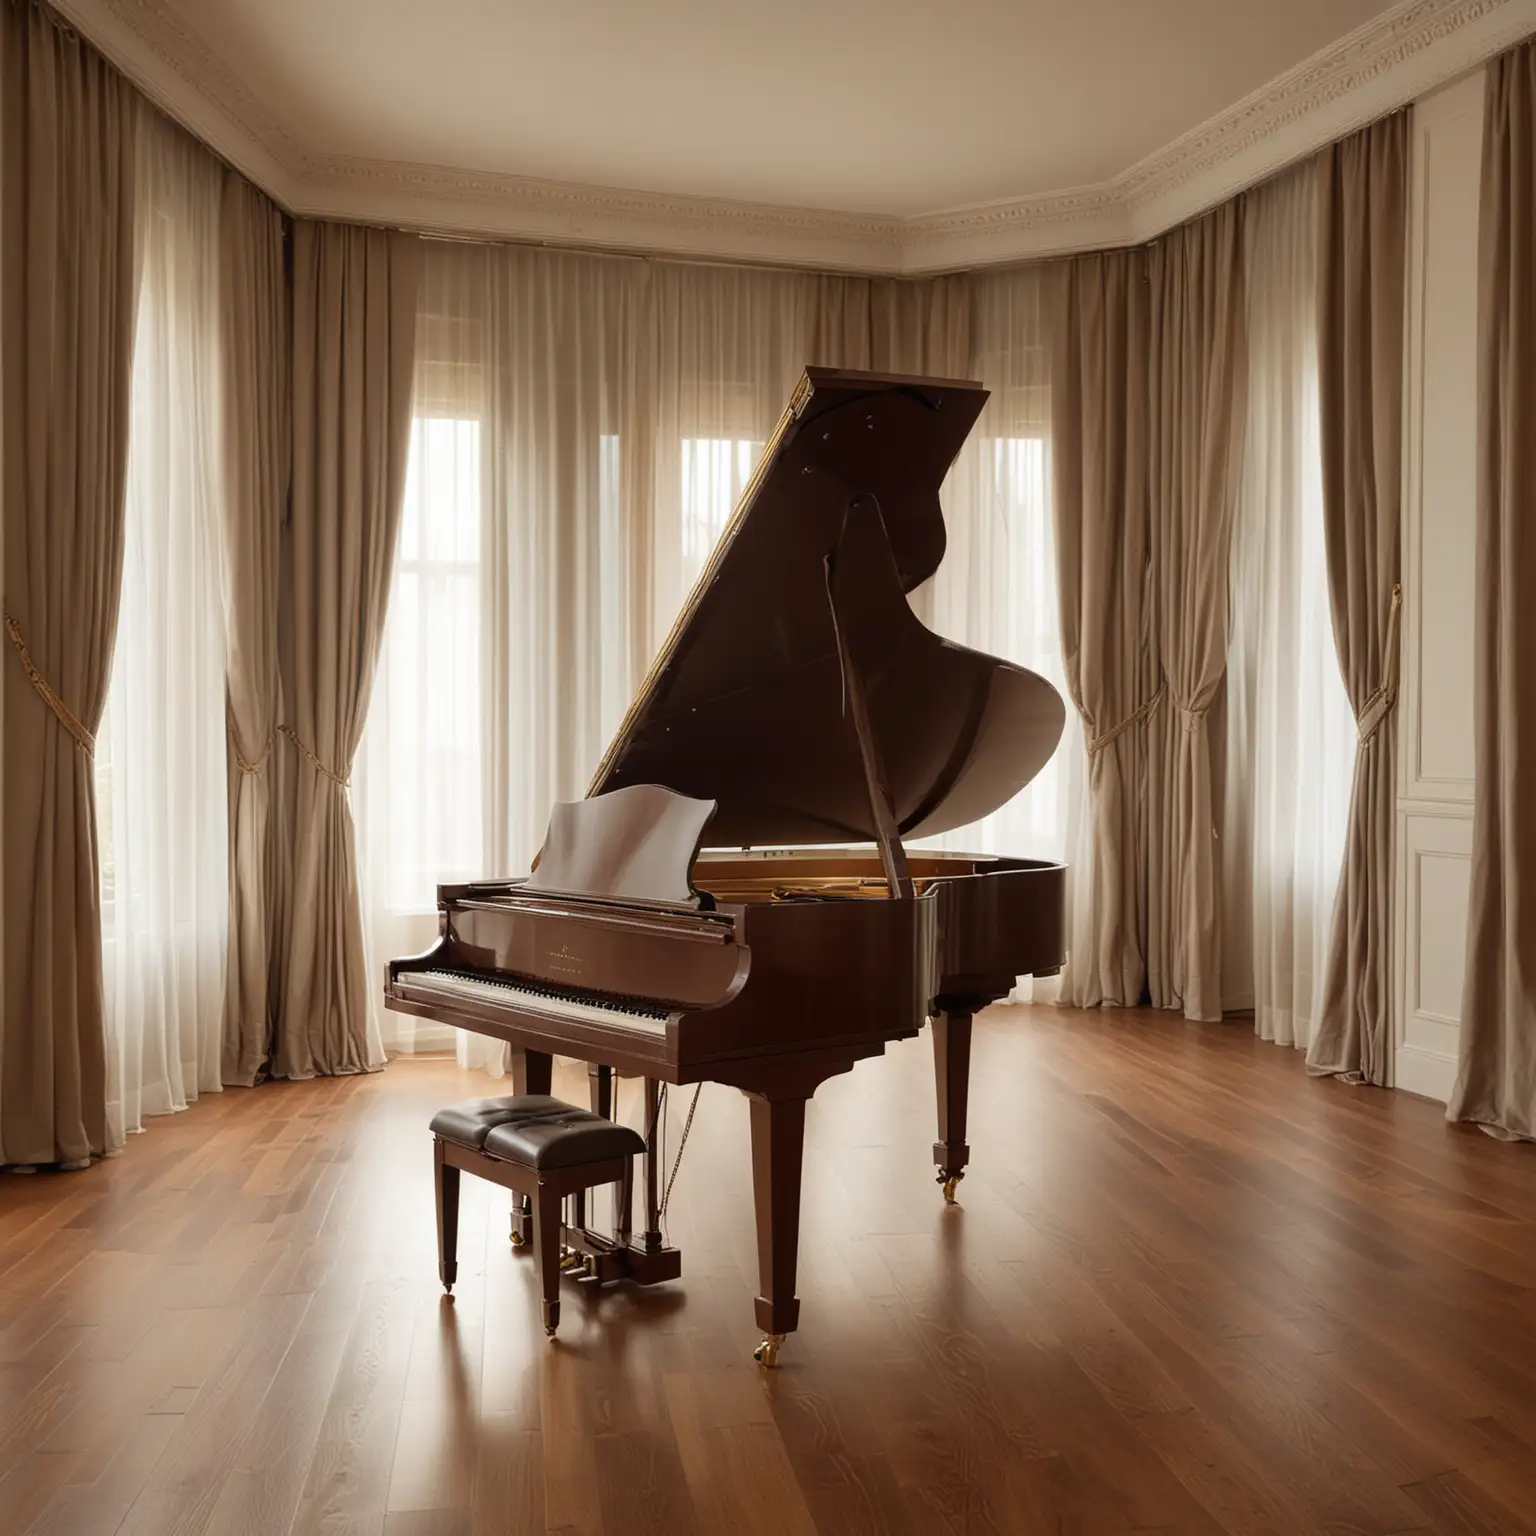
[1222,159,1355,1048]
[916,267,1081,1000]
[99,113,229,1141]
[358,245,1071,1066]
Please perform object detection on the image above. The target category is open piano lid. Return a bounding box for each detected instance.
[588,367,1066,849]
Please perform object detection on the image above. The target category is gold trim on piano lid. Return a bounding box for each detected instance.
[585,371,817,795]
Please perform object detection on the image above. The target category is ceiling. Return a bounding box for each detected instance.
[58,0,1536,270]
[158,0,1396,216]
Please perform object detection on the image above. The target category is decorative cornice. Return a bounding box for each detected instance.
[49,0,1536,274]
[1121,0,1506,205]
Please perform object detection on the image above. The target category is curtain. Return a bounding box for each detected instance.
[1222,158,1356,1047]
[912,268,1078,1004]
[1047,250,1154,1008]
[276,221,420,1079]
[1145,203,1248,1022]
[0,2,138,1168]
[99,111,229,1144]
[358,246,1067,1066]
[218,175,288,1087]
[1306,114,1408,1084]
[1450,45,1536,1139]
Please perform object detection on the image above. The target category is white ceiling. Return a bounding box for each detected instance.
[173,0,1397,216]
[56,0,1536,269]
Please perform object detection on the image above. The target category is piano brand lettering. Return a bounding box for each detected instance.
[547,942,584,977]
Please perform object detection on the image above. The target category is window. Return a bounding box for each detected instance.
[369,416,483,909]
[680,437,761,585]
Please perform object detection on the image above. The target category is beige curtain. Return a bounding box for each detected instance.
[1048,250,1155,1007]
[0,2,138,1165]
[275,221,420,1079]
[1450,49,1536,1138]
[871,276,972,376]
[218,176,288,1086]
[1145,203,1248,1021]
[1305,114,1408,1084]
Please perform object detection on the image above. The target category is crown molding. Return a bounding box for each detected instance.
[50,0,1536,275]
[47,0,297,201]
[290,154,908,273]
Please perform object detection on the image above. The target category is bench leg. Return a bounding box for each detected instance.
[532,1180,563,1337]
[434,1140,460,1294]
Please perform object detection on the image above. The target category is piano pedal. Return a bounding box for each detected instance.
[939,1172,964,1205]
[753,1334,785,1368]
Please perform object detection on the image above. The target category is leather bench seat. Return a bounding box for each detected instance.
[430,1094,644,1170]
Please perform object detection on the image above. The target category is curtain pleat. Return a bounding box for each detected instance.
[1146,203,1249,1022]
[1306,113,1408,1084]
[0,0,138,1167]
[1224,157,1356,1049]
[102,109,230,1143]
[870,275,972,377]
[275,221,419,1079]
[218,175,288,1087]
[1449,46,1536,1138]
[1047,250,1155,1008]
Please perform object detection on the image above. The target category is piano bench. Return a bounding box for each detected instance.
[430,1095,646,1338]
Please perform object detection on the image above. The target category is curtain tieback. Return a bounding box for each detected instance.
[4,613,95,754]
[1356,582,1403,747]
[231,725,274,777]
[1174,698,1209,733]
[279,724,350,788]
[1087,683,1165,757]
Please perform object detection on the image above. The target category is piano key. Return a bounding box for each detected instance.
[400,968,673,1037]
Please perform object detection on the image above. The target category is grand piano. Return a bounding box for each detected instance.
[387,367,1066,1365]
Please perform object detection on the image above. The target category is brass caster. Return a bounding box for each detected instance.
[753,1334,785,1368]
[509,1230,528,1249]
[559,1248,586,1273]
[941,1175,963,1205]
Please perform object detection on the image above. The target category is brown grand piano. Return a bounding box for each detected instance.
[387,367,1066,1365]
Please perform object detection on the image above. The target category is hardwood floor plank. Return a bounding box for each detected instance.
[2,1008,1535,1536]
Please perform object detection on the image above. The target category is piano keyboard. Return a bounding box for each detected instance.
[402,969,673,1038]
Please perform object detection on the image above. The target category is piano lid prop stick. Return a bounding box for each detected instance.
[824,495,915,900]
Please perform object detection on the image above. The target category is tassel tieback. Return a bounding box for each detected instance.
[4,613,95,753]
[278,724,350,788]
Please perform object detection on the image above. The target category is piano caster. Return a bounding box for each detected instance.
[559,1246,587,1274]
[939,1173,963,1205]
[753,1334,785,1369]
[509,1231,528,1249]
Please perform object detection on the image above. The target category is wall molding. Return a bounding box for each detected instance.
[1395,1041,1460,1101]
[50,0,1536,272]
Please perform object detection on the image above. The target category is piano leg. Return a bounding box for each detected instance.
[510,1049,553,1248]
[931,1009,973,1204]
[746,1092,806,1367]
[641,1077,663,1249]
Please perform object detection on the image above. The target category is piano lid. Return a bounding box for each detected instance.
[588,367,1065,849]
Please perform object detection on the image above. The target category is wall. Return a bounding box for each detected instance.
[1394,69,1483,1102]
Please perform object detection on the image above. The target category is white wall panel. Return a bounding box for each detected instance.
[1394,70,1483,1103]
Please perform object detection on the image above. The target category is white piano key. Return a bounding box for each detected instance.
[402,969,673,1038]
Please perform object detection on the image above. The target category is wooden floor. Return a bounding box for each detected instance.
[2,1007,1536,1535]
